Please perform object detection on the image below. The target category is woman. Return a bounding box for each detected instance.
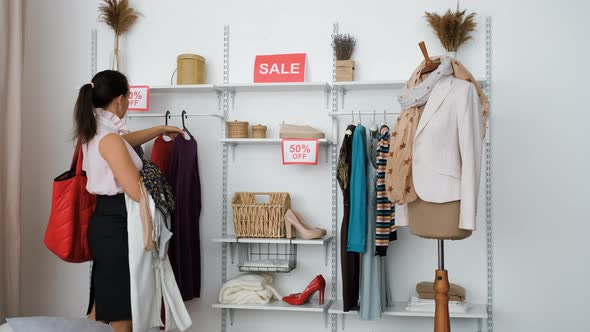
[74,70,182,332]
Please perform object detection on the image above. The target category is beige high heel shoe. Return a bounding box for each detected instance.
[284,209,327,240]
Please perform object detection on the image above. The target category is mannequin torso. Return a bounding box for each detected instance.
[408,198,471,240]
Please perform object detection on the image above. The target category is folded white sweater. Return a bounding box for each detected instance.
[405,297,472,314]
[219,273,282,305]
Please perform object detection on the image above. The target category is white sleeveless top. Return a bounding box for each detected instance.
[82,109,143,195]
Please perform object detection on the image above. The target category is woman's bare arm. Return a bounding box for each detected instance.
[99,133,141,201]
[122,125,183,147]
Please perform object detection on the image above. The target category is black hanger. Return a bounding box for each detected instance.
[165,110,171,126]
[181,110,193,138]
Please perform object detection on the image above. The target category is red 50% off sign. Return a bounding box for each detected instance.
[128,85,150,111]
[281,139,319,165]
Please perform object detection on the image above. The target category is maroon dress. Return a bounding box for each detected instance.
[168,136,202,300]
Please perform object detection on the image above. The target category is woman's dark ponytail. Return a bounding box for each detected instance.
[74,83,97,144]
[73,70,129,144]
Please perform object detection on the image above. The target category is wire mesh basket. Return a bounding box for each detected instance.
[238,242,297,273]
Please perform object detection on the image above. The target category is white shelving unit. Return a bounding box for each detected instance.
[218,82,330,92]
[325,19,494,332]
[213,299,332,313]
[332,78,488,111]
[220,138,331,145]
[332,80,406,91]
[149,84,221,94]
[212,235,333,245]
[219,82,331,113]
[332,79,487,92]
[213,235,334,267]
[329,300,487,331]
[329,300,487,318]
[96,18,494,332]
[213,299,334,326]
[219,137,332,162]
[213,26,338,330]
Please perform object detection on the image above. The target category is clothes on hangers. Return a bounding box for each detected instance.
[152,135,175,177]
[168,136,202,301]
[337,124,360,312]
[139,161,175,259]
[359,129,392,320]
[140,160,175,216]
[375,125,397,256]
[347,125,367,253]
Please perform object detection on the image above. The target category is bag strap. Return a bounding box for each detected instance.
[71,142,84,175]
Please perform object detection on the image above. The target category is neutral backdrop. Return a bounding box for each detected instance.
[19,0,590,332]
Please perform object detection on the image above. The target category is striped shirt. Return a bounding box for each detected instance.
[376,125,397,256]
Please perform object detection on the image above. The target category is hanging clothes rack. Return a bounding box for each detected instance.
[327,110,401,116]
[127,111,224,119]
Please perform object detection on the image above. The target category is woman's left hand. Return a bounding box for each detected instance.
[159,125,184,138]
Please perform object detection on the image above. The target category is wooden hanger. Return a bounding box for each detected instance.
[419,41,440,74]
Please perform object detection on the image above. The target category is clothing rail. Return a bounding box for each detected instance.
[327,111,401,116]
[127,112,224,119]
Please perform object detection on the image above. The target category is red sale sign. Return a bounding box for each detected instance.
[128,85,150,111]
[254,53,306,83]
[281,139,319,165]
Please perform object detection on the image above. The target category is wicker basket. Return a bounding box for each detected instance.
[251,124,267,138]
[232,192,291,238]
[177,54,206,85]
[226,121,249,138]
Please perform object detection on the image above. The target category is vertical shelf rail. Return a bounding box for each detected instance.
[91,29,97,77]
[330,22,339,332]
[484,16,494,332]
[221,24,231,332]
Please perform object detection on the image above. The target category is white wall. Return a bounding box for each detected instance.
[19,0,590,332]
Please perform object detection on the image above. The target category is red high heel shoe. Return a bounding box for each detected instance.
[282,275,326,305]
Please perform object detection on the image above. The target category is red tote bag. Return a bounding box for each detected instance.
[44,144,96,263]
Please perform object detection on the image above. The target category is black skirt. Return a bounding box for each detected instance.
[86,194,132,321]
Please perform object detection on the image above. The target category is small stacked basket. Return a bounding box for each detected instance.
[226,121,267,138]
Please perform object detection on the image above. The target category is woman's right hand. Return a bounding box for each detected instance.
[159,125,184,138]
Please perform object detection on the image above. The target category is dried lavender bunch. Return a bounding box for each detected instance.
[425,5,477,52]
[332,34,356,60]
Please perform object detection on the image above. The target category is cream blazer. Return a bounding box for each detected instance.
[397,76,483,231]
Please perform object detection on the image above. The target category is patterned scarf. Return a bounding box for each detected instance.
[385,57,489,205]
[375,125,397,256]
[140,160,175,215]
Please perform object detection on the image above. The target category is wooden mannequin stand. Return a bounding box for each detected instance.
[434,240,451,332]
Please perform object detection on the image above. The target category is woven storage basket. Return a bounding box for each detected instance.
[226,121,249,138]
[232,192,291,238]
[251,124,267,138]
[177,54,206,85]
